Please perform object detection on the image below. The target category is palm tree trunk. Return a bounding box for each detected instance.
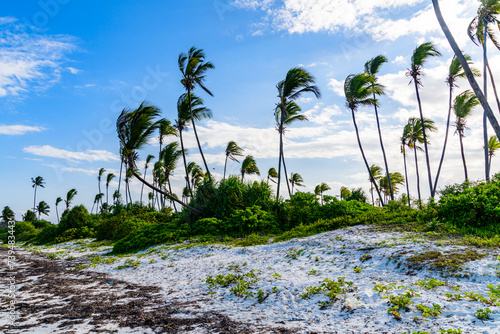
[56,205,59,223]
[130,169,201,213]
[140,167,147,205]
[459,134,468,181]
[33,186,37,218]
[413,145,422,201]
[281,151,292,197]
[432,0,500,153]
[433,85,453,194]
[128,180,132,205]
[117,159,123,200]
[91,202,95,214]
[241,171,245,181]
[373,93,393,201]
[402,145,411,207]
[483,20,490,181]
[351,108,384,206]
[276,119,284,201]
[487,63,500,113]
[223,155,227,179]
[370,183,374,206]
[186,88,211,179]
[179,129,194,198]
[167,176,179,218]
[413,80,434,198]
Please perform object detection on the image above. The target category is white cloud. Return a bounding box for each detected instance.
[0,124,45,135]
[392,56,406,64]
[328,78,344,97]
[67,67,82,74]
[0,20,77,98]
[0,17,17,25]
[23,145,120,163]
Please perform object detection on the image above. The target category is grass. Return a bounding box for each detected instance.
[405,250,487,272]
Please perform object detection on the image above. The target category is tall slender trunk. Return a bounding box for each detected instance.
[33,186,37,219]
[432,0,500,150]
[106,185,109,208]
[483,20,490,181]
[433,85,453,194]
[117,159,123,202]
[56,204,59,223]
[402,145,411,207]
[413,145,421,201]
[413,80,434,198]
[459,134,468,181]
[487,63,500,113]
[179,129,194,198]
[91,202,95,215]
[351,108,384,206]
[373,93,393,201]
[130,168,201,213]
[370,183,375,206]
[281,150,292,197]
[276,118,284,201]
[140,167,147,205]
[186,88,211,179]
[223,154,228,179]
[98,178,102,208]
[167,176,179,218]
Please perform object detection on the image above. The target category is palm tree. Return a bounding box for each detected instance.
[36,201,50,220]
[157,120,177,204]
[31,176,45,220]
[65,188,77,210]
[175,93,212,197]
[468,0,500,181]
[55,197,62,223]
[434,54,480,193]
[344,73,384,206]
[140,154,155,205]
[267,167,278,184]
[380,172,405,202]
[224,141,244,179]
[91,193,104,214]
[407,42,441,197]
[315,183,331,205]
[240,155,260,181]
[275,67,320,200]
[188,162,205,189]
[116,101,200,213]
[365,55,393,201]
[339,186,351,201]
[488,135,500,170]
[289,172,304,194]
[106,173,116,207]
[400,137,411,207]
[113,190,121,205]
[369,164,383,206]
[178,46,214,178]
[161,142,182,215]
[97,168,105,207]
[1,206,14,227]
[432,0,500,161]
[454,90,480,181]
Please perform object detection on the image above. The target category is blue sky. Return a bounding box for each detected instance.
[1,0,498,222]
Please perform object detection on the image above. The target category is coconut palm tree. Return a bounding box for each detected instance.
[365,55,393,201]
[55,197,62,223]
[315,183,331,205]
[380,172,405,202]
[161,142,182,215]
[344,73,385,206]
[275,67,320,200]
[157,120,177,204]
[267,167,278,184]
[241,155,260,181]
[36,201,50,220]
[65,188,77,210]
[91,193,104,214]
[105,173,115,207]
[140,155,154,206]
[488,135,500,170]
[339,186,351,202]
[113,190,121,205]
[454,90,480,181]
[400,137,411,207]
[407,42,441,198]
[369,164,383,206]
[189,162,205,189]
[434,54,480,193]
[1,206,14,227]
[175,93,212,197]
[97,168,105,207]
[224,141,244,179]
[289,172,304,195]
[31,176,45,220]
[178,46,214,178]
[116,102,200,213]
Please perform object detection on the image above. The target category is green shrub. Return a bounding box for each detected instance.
[58,205,91,232]
[1,221,38,243]
[54,226,95,244]
[33,220,52,229]
[112,218,153,241]
[224,205,278,236]
[191,217,225,236]
[33,225,59,245]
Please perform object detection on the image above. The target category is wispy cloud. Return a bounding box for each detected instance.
[0,18,78,98]
[0,124,45,135]
[23,145,120,163]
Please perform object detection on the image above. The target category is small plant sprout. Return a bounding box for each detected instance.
[353,266,362,273]
[475,308,492,320]
[416,303,442,319]
[360,253,372,262]
[272,286,279,293]
[415,278,445,289]
[272,272,281,279]
[438,329,463,334]
[308,269,318,276]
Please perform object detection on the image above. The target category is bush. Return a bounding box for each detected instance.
[1,221,37,243]
[112,218,153,241]
[54,226,95,244]
[33,220,52,229]
[190,217,225,236]
[58,205,90,232]
[224,205,279,237]
[33,225,58,245]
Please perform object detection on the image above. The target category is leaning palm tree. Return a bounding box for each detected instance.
[369,164,383,206]
[454,90,480,181]
[175,93,212,197]
[315,183,331,205]
[344,73,384,206]
[267,167,278,184]
[189,163,205,189]
[65,188,77,210]
[488,135,500,170]
[140,154,155,205]
[55,197,62,223]
[339,186,351,201]
[106,173,115,207]
[407,42,441,198]
[178,46,214,177]
[275,67,321,200]
[224,141,244,179]
[241,155,260,181]
[432,0,500,171]
[365,55,393,201]
[380,172,405,203]
[91,193,104,214]
[161,142,182,215]
[36,201,50,220]
[157,120,177,204]
[31,176,45,220]
[97,168,106,207]
[289,172,304,195]
[434,54,480,193]
[116,101,199,213]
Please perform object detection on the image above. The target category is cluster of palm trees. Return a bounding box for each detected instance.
[29,176,79,222]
